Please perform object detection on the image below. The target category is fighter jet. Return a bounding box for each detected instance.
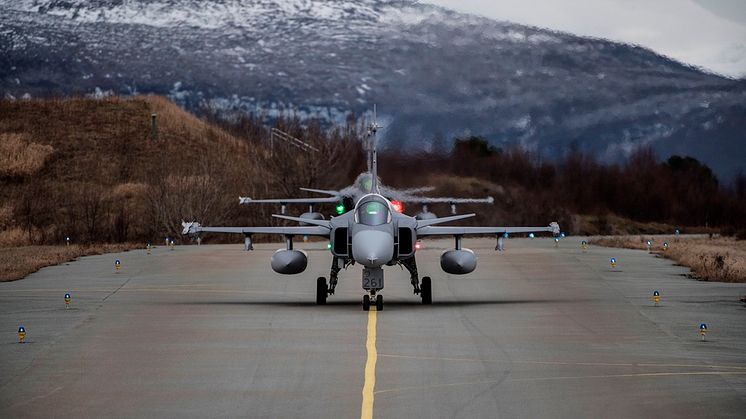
[182,124,559,310]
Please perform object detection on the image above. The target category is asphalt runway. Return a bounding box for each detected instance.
[1,237,745,418]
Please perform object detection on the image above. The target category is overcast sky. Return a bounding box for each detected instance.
[425,0,746,78]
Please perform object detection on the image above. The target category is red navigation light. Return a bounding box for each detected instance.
[391,200,404,213]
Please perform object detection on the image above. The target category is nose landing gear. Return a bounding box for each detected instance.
[362,267,384,311]
[363,292,383,311]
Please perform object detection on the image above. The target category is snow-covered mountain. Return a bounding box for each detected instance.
[2,0,745,178]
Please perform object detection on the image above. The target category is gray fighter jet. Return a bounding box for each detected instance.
[182,126,559,310]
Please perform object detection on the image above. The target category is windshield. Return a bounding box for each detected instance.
[357,201,389,226]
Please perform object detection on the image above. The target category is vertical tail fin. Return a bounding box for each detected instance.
[366,104,380,193]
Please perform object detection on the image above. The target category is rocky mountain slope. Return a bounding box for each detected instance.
[1,0,744,178]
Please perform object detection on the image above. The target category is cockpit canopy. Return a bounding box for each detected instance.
[356,198,390,226]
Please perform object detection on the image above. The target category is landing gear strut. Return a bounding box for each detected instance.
[400,256,420,295]
[328,257,341,295]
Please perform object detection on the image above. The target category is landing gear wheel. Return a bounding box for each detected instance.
[421,276,432,305]
[316,277,327,305]
[376,295,384,311]
[363,295,371,311]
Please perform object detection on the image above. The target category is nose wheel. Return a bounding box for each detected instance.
[363,293,383,311]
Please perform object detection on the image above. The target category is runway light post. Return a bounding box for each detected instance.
[663,242,669,251]
[115,259,121,273]
[554,237,559,247]
[66,236,70,246]
[646,240,652,252]
[146,243,152,255]
[610,257,617,269]
[581,240,588,252]
[700,323,708,341]
[64,293,71,309]
[652,290,660,306]
[529,233,535,239]
[18,326,26,343]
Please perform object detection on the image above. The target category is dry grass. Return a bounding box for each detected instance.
[592,235,746,282]
[0,205,13,230]
[0,243,142,282]
[0,227,33,247]
[0,133,54,177]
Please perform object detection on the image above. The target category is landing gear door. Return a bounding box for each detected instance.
[331,227,349,257]
[362,267,384,290]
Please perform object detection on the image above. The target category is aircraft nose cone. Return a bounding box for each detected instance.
[352,230,394,268]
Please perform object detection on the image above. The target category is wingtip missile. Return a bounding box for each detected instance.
[181,221,202,235]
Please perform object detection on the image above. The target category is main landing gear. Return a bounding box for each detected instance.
[421,276,432,305]
[400,257,432,305]
[316,277,328,305]
[317,258,344,305]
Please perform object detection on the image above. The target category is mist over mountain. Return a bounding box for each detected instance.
[1,0,744,178]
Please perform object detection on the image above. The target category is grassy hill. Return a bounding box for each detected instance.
[0,96,260,246]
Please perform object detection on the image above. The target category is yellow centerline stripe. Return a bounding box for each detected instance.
[361,309,378,419]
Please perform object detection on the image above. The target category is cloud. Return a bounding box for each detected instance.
[424,0,746,78]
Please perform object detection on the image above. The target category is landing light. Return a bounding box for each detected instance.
[327,242,332,250]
